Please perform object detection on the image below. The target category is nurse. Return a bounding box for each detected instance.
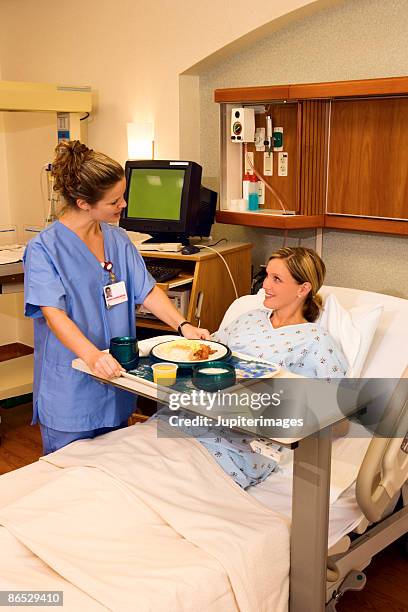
[24,140,210,455]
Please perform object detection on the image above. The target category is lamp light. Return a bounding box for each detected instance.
[126,122,154,159]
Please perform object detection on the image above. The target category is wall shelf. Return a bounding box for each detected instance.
[137,319,173,332]
[324,215,408,236]
[0,80,92,112]
[216,210,408,236]
[216,211,324,230]
[216,211,408,236]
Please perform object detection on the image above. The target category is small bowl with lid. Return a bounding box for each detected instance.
[191,361,236,392]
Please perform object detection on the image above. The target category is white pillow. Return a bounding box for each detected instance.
[319,294,383,377]
[220,288,383,377]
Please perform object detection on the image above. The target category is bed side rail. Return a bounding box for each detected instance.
[356,379,408,523]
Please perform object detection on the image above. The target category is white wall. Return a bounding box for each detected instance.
[0,0,325,161]
[0,0,336,345]
[199,0,408,298]
[0,57,19,345]
[0,114,10,227]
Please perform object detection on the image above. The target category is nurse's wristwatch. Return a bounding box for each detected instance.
[177,320,191,336]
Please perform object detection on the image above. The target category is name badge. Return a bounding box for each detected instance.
[103,281,128,308]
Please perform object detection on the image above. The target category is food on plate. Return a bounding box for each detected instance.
[159,340,217,361]
[192,344,217,361]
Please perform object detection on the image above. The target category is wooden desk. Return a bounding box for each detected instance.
[138,242,252,333]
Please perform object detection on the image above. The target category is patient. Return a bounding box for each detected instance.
[213,246,347,376]
[159,247,348,489]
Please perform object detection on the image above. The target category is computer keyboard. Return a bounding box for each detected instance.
[145,260,183,283]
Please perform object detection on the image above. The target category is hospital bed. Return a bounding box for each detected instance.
[0,286,406,611]
[220,285,408,609]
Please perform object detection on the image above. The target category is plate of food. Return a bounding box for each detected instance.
[150,338,231,366]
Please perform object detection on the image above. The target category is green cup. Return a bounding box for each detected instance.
[109,336,139,370]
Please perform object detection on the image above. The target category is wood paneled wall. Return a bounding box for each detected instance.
[327,98,408,219]
[299,100,329,216]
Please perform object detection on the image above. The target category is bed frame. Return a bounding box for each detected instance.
[220,285,408,610]
[325,375,408,609]
[319,287,408,609]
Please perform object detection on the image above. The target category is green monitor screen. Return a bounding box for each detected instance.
[126,168,185,221]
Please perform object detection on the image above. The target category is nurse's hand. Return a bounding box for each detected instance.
[87,351,124,379]
[180,324,211,340]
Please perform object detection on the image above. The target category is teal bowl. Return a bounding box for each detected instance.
[191,361,236,392]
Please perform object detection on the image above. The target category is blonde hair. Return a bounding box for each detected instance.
[51,140,124,209]
[268,247,325,322]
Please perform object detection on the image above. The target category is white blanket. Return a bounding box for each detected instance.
[0,420,290,612]
[0,527,105,610]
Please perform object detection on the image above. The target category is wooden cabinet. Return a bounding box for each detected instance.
[138,242,252,334]
[327,98,408,219]
[215,76,408,236]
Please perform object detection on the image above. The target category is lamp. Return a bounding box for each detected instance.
[127,122,154,159]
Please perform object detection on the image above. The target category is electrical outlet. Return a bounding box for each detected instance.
[245,151,254,174]
[278,152,288,177]
[264,152,273,176]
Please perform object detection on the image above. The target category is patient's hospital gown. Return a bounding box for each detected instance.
[190,308,348,489]
[212,308,348,378]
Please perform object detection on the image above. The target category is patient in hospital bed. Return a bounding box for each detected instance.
[157,247,348,489]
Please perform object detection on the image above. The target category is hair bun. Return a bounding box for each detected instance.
[57,139,90,162]
[71,140,89,156]
[50,139,124,211]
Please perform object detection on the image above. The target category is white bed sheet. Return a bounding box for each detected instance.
[0,421,291,612]
[0,527,105,610]
[0,454,364,552]
[0,422,371,552]
[247,421,370,548]
[1,459,363,553]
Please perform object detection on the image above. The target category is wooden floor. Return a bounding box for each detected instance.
[0,402,407,610]
[0,402,42,473]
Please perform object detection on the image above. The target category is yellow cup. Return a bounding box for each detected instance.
[151,362,178,386]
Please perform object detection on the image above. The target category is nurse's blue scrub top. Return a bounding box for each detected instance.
[23,221,156,432]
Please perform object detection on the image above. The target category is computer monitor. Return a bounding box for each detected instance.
[120,160,217,243]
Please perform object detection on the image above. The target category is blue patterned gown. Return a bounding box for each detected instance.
[212,308,348,379]
[157,308,348,489]
[194,308,348,489]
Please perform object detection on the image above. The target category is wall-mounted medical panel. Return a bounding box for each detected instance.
[215,76,408,235]
[241,102,299,212]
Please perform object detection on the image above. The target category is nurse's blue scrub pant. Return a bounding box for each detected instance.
[40,420,128,455]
